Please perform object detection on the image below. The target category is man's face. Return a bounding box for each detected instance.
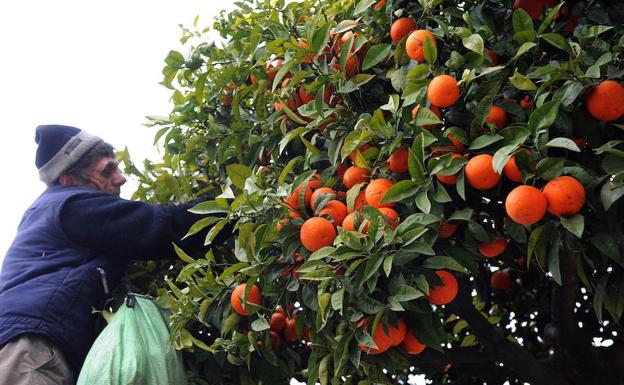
[85,157,127,195]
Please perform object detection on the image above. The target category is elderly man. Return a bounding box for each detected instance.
[0,124,228,384]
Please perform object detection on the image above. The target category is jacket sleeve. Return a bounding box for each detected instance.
[59,192,232,260]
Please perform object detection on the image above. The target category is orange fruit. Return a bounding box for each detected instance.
[358,318,393,354]
[438,222,459,238]
[300,217,337,251]
[435,153,463,185]
[447,133,465,152]
[270,330,282,348]
[503,156,523,183]
[284,317,298,341]
[542,176,586,216]
[487,49,500,65]
[505,185,547,225]
[374,0,385,8]
[405,30,436,62]
[342,211,369,233]
[270,312,287,332]
[319,200,348,227]
[336,162,349,179]
[310,187,336,211]
[343,166,370,189]
[514,0,544,19]
[485,105,507,130]
[390,18,417,43]
[585,80,624,122]
[349,144,371,162]
[365,179,395,208]
[388,147,409,174]
[402,329,426,355]
[465,154,501,190]
[428,270,458,305]
[231,283,262,316]
[379,207,399,228]
[388,318,407,346]
[478,238,507,258]
[276,209,301,232]
[491,270,512,291]
[427,75,460,107]
[520,95,534,109]
[348,191,368,213]
[286,184,312,210]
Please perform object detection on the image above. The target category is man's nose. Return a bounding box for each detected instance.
[115,172,127,186]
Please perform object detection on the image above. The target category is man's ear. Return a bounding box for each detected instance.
[58,174,74,186]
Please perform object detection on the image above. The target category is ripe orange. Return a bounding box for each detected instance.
[542,176,586,216]
[300,217,337,251]
[388,318,407,346]
[435,153,463,185]
[388,147,409,174]
[485,105,507,130]
[505,185,547,225]
[374,0,385,8]
[405,30,437,62]
[319,200,348,227]
[270,312,287,332]
[465,154,501,190]
[270,330,281,348]
[487,49,500,65]
[390,18,417,43]
[342,211,369,233]
[514,0,544,19]
[503,155,523,183]
[276,210,301,232]
[343,166,370,188]
[428,270,458,305]
[348,191,368,213]
[231,283,262,316]
[336,162,349,179]
[365,179,395,208]
[520,95,534,109]
[349,143,371,162]
[427,75,460,107]
[478,238,507,258]
[438,222,459,238]
[286,184,312,210]
[402,329,426,355]
[447,133,465,152]
[284,317,298,341]
[379,207,399,228]
[358,318,393,354]
[491,270,512,291]
[411,104,442,130]
[310,187,336,211]
[585,80,624,121]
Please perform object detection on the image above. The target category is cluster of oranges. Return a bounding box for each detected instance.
[358,317,425,356]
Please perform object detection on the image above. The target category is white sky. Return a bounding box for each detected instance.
[0,0,235,264]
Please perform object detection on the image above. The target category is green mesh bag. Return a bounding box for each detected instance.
[77,295,188,385]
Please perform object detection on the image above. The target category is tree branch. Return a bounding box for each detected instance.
[448,280,570,385]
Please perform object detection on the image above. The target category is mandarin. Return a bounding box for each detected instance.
[427,75,460,107]
[485,105,507,130]
[388,147,409,174]
[343,166,370,189]
[505,185,547,225]
[300,217,336,251]
[231,283,262,316]
[465,154,501,190]
[402,329,426,355]
[478,238,507,258]
[405,29,436,62]
[428,270,458,305]
[542,176,585,216]
[390,18,417,43]
[585,80,624,121]
[319,200,348,227]
[365,178,395,208]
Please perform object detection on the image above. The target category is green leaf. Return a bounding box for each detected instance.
[226,164,252,190]
[513,42,537,59]
[423,256,466,272]
[462,34,484,56]
[512,8,534,34]
[354,0,376,15]
[173,243,197,264]
[251,317,270,331]
[424,34,438,64]
[574,25,613,39]
[415,190,431,213]
[381,180,420,203]
[183,216,223,239]
[467,134,504,150]
[547,236,561,285]
[535,157,565,180]
[545,137,581,152]
[601,181,624,211]
[309,246,337,261]
[492,144,518,174]
[409,138,426,184]
[528,99,561,136]
[540,33,571,52]
[560,215,584,238]
[509,69,538,91]
[362,44,391,70]
[188,199,230,214]
[392,284,424,302]
[311,22,332,56]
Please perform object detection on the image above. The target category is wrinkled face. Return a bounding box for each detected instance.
[85,157,127,195]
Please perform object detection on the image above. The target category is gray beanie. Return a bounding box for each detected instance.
[35,125,103,185]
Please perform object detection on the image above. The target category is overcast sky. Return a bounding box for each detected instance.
[0,0,235,263]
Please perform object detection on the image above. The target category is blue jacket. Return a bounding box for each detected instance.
[0,185,218,375]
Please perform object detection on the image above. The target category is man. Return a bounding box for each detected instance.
[0,125,229,384]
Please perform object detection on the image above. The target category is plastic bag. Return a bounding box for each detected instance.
[77,295,188,385]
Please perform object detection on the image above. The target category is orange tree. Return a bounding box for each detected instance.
[119,0,624,384]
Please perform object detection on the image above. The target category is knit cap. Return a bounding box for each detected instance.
[35,124,103,185]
